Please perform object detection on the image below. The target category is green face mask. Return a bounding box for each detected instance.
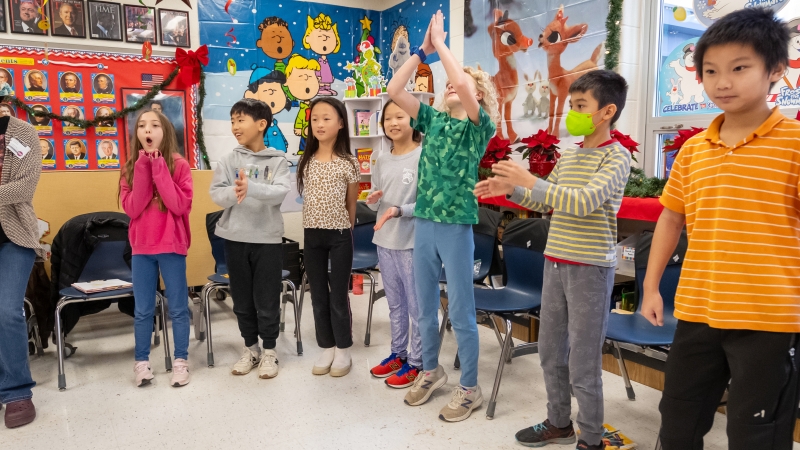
[565,108,607,137]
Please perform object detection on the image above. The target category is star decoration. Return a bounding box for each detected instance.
[155,0,192,8]
[360,15,372,31]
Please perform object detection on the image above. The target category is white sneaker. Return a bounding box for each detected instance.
[330,347,352,377]
[312,347,336,375]
[258,349,279,379]
[231,346,260,375]
[170,359,191,387]
[134,361,154,387]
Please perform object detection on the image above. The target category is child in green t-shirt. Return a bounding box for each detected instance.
[387,10,498,423]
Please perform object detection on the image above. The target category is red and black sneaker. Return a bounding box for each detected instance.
[385,363,420,389]
[370,353,404,378]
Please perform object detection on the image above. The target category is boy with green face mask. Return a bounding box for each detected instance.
[474,69,631,450]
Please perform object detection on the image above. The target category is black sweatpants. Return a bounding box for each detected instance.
[304,228,353,349]
[660,320,800,450]
[224,241,283,349]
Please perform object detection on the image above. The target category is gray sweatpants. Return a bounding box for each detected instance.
[377,246,422,367]
[539,260,615,446]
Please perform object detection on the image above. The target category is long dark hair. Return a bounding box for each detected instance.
[381,99,422,145]
[296,97,357,195]
[118,109,181,212]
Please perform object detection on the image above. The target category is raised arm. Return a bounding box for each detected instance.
[388,17,436,120]
[430,10,481,125]
[152,156,193,216]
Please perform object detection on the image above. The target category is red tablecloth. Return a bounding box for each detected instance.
[479,196,664,223]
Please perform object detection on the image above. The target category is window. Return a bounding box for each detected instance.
[642,0,800,178]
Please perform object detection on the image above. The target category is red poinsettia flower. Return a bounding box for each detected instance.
[521,129,560,151]
[611,130,640,155]
[795,110,800,121]
[479,135,512,169]
[663,127,705,151]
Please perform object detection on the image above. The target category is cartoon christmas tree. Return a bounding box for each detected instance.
[346,15,382,97]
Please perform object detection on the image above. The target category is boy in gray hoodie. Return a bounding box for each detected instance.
[210,98,291,379]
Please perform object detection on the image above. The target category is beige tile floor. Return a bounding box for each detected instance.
[4,281,790,449]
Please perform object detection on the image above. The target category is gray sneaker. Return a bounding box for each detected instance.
[404,365,448,406]
[438,385,483,422]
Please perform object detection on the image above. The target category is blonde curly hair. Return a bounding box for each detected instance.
[437,66,500,125]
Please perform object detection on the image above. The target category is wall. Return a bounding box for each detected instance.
[3,0,197,58]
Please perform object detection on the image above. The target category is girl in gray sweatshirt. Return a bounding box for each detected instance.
[366,100,423,388]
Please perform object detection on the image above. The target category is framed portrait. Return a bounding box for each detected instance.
[50,0,86,38]
[123,5,155,43]
[0,103,15,118]
[61,105,86,136]
[94,106,117,136]
[23,69,48,101]
[87,0,121,41]
[58,71,83,102]
[28,104,52,135]
[122,88,187,157]
[9,0,47,35]
[96,139,119,169]
[64,138,88,170]
[0,0,6,32]
[158,9,189,48]
[91,73,115,103]
[0,67,14,95]
[39,138,56,170]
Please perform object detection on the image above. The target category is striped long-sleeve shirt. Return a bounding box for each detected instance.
[508,142,631,267]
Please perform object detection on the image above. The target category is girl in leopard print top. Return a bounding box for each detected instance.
[297,97,359,377]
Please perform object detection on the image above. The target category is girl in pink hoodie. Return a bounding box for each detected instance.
[119,110,193,388]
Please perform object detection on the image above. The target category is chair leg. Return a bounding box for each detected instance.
[454,353,460,370]
[153,302,161,346]
[204,285,215,367]
[612,341,635,400]
[438,299,449,358]
[285,280,302,355]
[279,281,288,332]
[654,432,662,450]
[487,317,515,419]
[159,294,172,372]
[55,298,68,391]
[364,271,376,347]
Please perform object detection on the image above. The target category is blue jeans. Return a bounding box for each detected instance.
[132,254,190,361]
[414,219,479,387]
[0,242,36,403]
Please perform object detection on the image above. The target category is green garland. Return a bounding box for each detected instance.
[9,65,210,168]
[605,0,623,71]
[625,167,667,198]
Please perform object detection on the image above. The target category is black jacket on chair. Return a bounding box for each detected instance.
[49,212,135,338]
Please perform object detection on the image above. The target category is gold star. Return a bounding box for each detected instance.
[360,16,372,31]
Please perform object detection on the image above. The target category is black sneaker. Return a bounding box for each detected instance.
[515,419,576,447]
[576,439,604,450]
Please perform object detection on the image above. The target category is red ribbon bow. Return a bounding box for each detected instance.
[175,45,209,87]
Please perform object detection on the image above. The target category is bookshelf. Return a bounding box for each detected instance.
[343,91,436,199]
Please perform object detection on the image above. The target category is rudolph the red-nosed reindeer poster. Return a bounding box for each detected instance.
[463,1,608,141]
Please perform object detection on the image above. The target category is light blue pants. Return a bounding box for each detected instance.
[414,218,479,387]
[132,253,190,361]
[377,246,422,368]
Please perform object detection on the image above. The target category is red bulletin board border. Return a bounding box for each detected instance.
[0,45,199,170]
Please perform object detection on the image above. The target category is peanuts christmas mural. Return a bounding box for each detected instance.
[198,0,448,161]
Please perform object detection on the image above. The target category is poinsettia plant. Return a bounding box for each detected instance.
[479,135,513,179]
[663,127,705,154]
[610,130,640,162]
[516,129,561,178]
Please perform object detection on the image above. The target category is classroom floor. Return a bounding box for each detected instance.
[4,280,784,450]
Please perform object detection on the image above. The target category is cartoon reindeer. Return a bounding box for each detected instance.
[539,6,603,137]
[488,9,533,143]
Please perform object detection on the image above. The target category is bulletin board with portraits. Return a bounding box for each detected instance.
[0,45,198,171]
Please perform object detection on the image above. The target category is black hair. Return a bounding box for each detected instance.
[694,7,789,87]
[258,16,289,31]
[380,99,422,145]
[149,100,163,108]
[296,97,357,195]
[569,70,628,126]
[246,71,291,112]
[230,98,273,138]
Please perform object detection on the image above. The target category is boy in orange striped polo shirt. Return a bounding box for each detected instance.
[641,8,800,450]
